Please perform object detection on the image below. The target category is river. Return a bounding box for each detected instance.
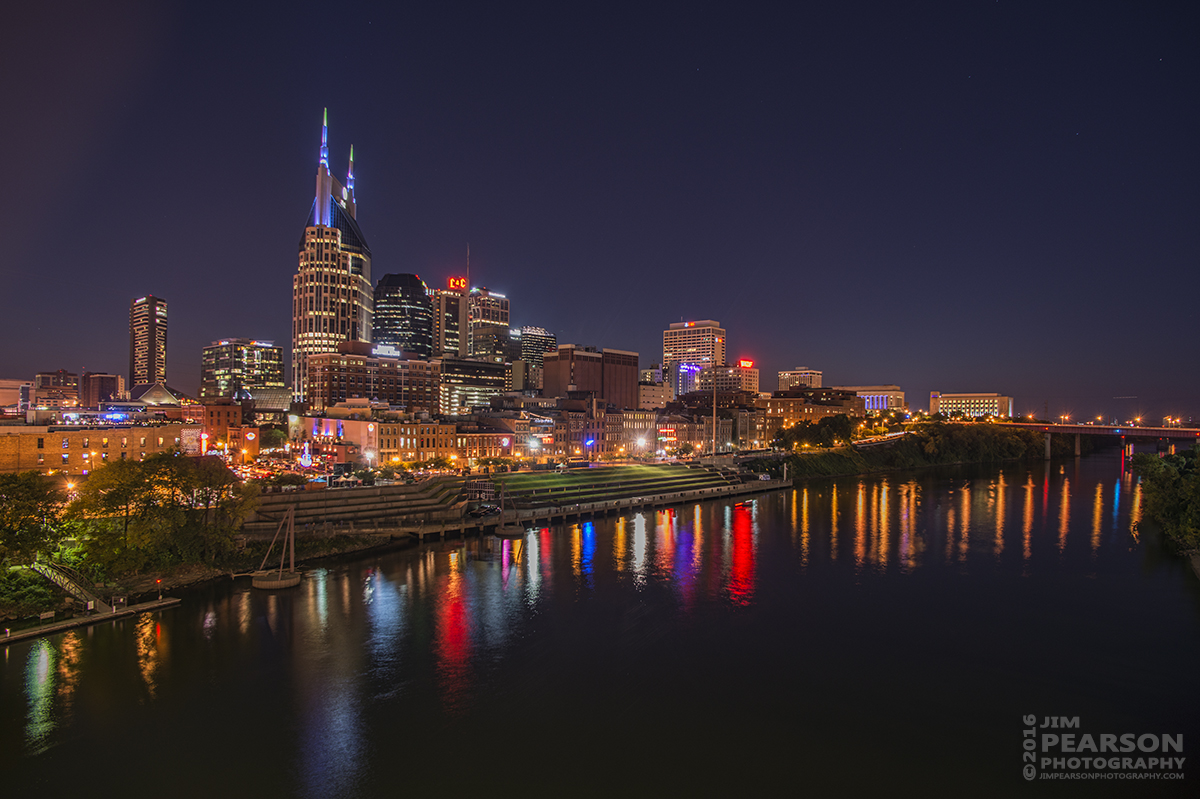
[3,448,1198,797]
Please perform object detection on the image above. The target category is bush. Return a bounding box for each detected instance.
[0,569,61,618]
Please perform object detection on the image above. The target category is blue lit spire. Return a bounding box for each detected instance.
[319,108,329,168]
[347,145,355,192]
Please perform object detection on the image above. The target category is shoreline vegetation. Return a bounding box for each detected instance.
[0,421,1158,624]
[748,421,1091,480]
[1131,448,1200,557]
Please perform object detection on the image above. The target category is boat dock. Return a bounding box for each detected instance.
[2,597,182,647]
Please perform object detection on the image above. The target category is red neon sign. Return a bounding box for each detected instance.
[738,359,754,368]
[447,276,467,291]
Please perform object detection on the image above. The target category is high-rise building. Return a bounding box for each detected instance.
[778,368,822,391]
[292,109,373,401]
[520,326,557,367]
[81,373,125,409]
[698,360,760,394]
[130,295,168,386]
[307,342,440,413]
[200,339,285,398]
[469,324,513,364]
[542,345,639,410]
[467,287,509,355]
[373,274,434,358]
[438,358,508,415]
[431,276,469,359]
[662,320,725,398]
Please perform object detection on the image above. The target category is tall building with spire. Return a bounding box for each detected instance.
[292,109,373,401]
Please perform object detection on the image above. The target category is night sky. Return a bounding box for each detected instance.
[3,2,1197,420]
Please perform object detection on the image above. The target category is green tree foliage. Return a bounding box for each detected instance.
[72,453,259,575]
[772,415,856,449]
[0,569,60,617]
[753,423,1047,479]
[1132,449,1200,553]
[260,428,288,449]
[0,472,66,563]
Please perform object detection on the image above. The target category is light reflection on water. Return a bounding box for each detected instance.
[4,450,1197,794]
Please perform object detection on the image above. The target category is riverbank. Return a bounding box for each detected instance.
[748,422,1095,481]
[109,533,416,601]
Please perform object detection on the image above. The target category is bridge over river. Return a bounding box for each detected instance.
[1005,421,1200,458]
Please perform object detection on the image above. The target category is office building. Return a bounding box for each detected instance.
[831,385,906,412]
[470,323,513,364]
[438,358,508,415]
[292,110,373,401]
[373,273,434,358]
[520,326,557,368]
[638,382,671,410]
[130,295,168,386]
[542,345,639,410]
[639,365,663,384]
[778,368,822,391]
[929,392,1013,418]
[33,370,79,408]
[200,339,285,399]
[698,360,760,394]
[81,373,125,409]
[431,276,469,358]
[306,342,440,413]
[467,287,509,355]
[663,320,725,398]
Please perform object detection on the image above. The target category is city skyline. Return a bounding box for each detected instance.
[2,3,1197,420]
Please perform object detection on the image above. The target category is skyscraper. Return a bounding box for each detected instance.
[130,295,168,386]
[662,320,725,398]
[467,287,509,356]
[81,372,125,408]
[520,326,557,367]
[292,109,373,401]
[373,274,434,358]
[200,339,285,398]
[430,276,469,358]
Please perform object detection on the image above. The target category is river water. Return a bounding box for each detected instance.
[3,448,1198,797]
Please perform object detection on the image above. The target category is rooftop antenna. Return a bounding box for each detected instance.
[466,242,471,292]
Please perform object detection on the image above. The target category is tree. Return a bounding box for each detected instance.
[72,453,259,574]
[260,428,288,449]
[0,472,65,563]
[1133,450,1200,552]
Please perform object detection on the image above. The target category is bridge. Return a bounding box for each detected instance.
[1005,422,1200,458]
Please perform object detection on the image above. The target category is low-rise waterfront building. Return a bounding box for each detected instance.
[0,422,203,475]
[929,392,1014,418]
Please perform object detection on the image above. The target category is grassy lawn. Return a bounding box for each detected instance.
[493,464,697,490]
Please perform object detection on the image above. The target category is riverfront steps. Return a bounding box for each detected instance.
[404,477,791,542]
[2,597,181,647]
